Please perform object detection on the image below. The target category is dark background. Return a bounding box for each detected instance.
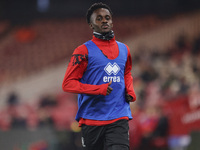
[0,0,200,23]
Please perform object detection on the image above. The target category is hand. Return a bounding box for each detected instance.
[106,80,113,95]
[126,94,133,102]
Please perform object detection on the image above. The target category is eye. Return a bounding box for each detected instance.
[105,16,111,20]
[96,16,102,21]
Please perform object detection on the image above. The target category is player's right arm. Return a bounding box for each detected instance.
[62,45,110,96]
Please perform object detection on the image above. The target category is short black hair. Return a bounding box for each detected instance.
[86,2,113,24]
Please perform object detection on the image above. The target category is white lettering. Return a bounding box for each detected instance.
[117,76,120,82]
[108,76,112,82]
[181,110,200,124]
[103,76,107,82]
[113,76,116,82]
[103,76,120,82]
[81,137,86,147]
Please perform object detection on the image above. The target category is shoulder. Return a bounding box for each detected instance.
[124,44,131,53]
[73,44,88,55]
[116,41,129,48]
[117,41,131,54]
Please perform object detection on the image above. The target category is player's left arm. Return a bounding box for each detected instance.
[124,45,136,102]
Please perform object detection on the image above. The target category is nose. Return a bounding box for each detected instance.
[102,17,108,23]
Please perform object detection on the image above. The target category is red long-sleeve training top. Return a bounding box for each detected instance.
[62,36,136,126]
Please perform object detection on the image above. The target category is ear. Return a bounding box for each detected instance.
[89,23,94,29]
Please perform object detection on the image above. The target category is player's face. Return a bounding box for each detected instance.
[89,8,113,34]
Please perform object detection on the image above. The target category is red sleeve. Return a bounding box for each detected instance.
[62,44,109,95]
[124,45,136,102]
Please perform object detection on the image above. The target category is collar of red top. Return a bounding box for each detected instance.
[93,30,114,40]
[92,36,116,46]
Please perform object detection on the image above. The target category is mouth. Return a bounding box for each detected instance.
[101,24,109,29]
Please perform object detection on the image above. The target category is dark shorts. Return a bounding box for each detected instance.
[81,119,129,150]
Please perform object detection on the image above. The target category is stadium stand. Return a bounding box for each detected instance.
[0,16,164,85]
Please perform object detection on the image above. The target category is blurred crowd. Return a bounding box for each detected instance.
[133,33,200,107]
[128,32,200,150]
[0,92,78,131]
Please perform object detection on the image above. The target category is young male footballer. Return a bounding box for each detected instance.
[62,2,136,150]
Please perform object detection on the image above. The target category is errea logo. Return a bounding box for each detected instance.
[103,62,121,82]
[104,62,120,75]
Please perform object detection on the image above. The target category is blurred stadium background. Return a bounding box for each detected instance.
[0,0,200,150]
